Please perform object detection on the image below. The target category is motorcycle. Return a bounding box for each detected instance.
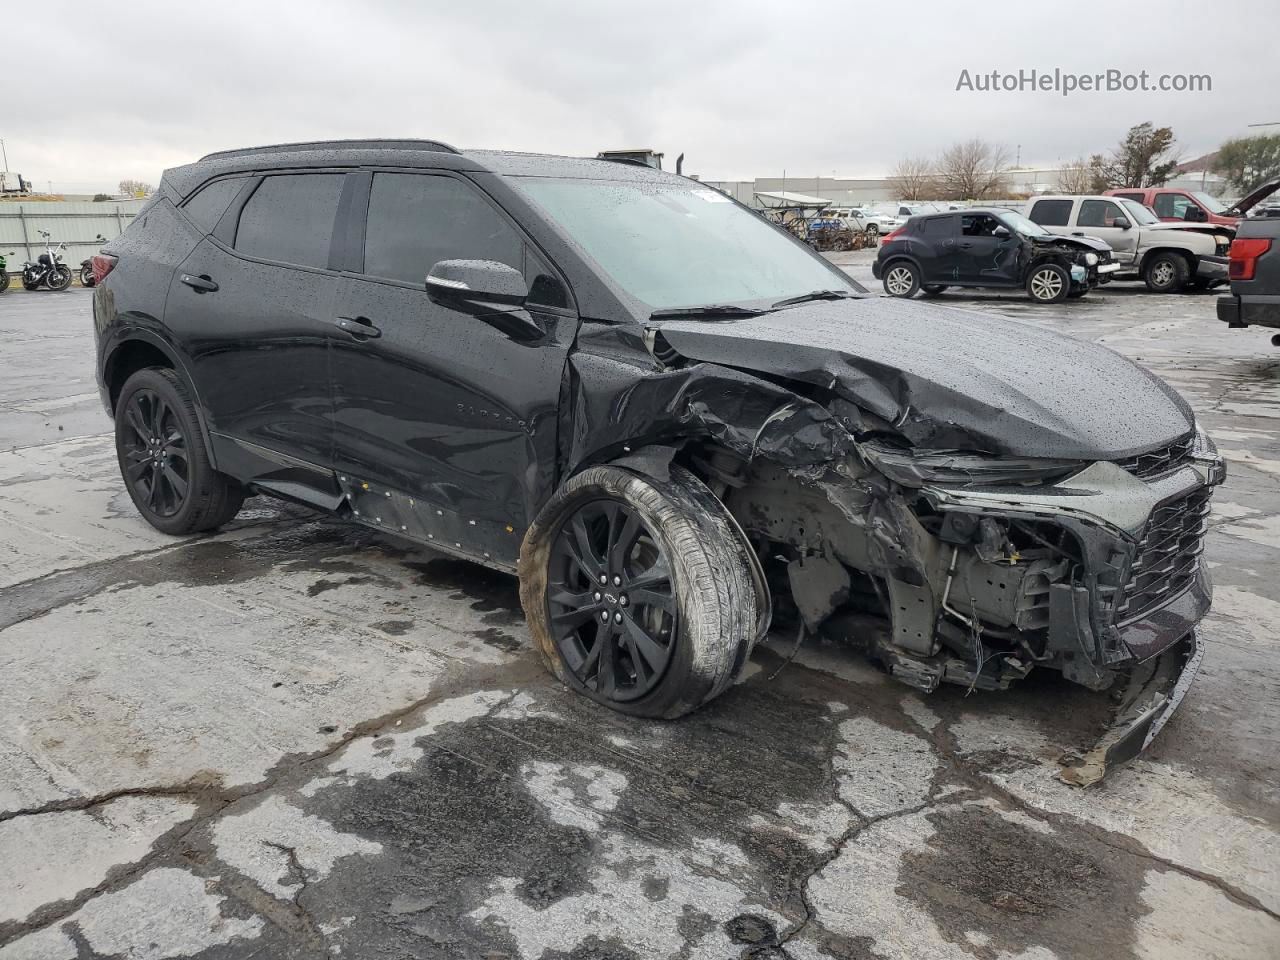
[0,252,9,293]
[21,231,73,291]
[80,234,107,287]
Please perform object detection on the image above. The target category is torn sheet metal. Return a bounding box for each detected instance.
[654,298,1194,460]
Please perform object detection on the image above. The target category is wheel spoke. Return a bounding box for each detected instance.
[567,513,604,580]
[629,586,673,613]
[126,403,149,441]
[621,613,670,678]
[628,556,671,592]
[163,464,188,501]
[125,458,150,481]
[608,510,642,575]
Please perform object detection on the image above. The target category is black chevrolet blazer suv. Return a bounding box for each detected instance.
[93,140,1223,783]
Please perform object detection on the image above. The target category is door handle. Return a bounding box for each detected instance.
[958,242,973,249]
[334,316,381,339]
[180,273,218,293]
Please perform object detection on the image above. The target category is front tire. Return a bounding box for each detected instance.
[80,263,96,287]
[883,261,921,298]
[47,265,72,291]
[1144,252,1188,293]
[115,368,244,535]
[520,464,758,719]
[1026,263,1070,303]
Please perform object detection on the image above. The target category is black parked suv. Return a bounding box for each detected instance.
[94,141,1222,782]
[873,207,1115,302]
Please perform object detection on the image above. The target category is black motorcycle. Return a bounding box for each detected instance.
[21,232,73,291]
[0,252,10,293]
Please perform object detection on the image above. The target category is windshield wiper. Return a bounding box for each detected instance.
[771,289,854,308]
[649,304,769,320]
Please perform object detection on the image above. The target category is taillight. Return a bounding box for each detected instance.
[91,254,118,285]
[1228,237,1272,280]
[882,226,906,244]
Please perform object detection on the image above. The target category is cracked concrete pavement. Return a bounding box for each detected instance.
[1,269,1277,959]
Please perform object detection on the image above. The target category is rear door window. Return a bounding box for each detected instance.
[1028,199,1073,226]
[234,174,346,268]
[921,216,956,238]
[182,178,245,233]
[1151,193,1195,219]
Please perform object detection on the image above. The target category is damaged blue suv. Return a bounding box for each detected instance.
[93,140,1224,784]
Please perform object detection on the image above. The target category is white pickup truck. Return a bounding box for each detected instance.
[1024,195,1232,292]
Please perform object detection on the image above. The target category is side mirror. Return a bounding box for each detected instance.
[1113,217,1131,230]
[992,225,1011,239]
[426,259,543,341]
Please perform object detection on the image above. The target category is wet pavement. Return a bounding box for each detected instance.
[1,271,1278,960]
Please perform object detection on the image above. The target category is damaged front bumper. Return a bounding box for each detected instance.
[1058,626,1204,786]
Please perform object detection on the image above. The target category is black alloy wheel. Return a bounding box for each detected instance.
[547,499,677,702]
[120,388,190,518]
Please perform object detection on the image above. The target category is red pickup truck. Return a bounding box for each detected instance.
[1107,180,1279,229]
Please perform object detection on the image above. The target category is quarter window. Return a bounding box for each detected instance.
[234,174,345,268]
[182,178,245,233]
[921,216,955,237]
[1028,199,1072,226]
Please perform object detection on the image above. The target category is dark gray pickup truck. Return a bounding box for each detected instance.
[1218,216,1280,344]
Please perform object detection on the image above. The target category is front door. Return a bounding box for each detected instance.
[958,213,1018,284]
[1078,198,1138,263]
[166,172,347,493]
[328,171,576,566]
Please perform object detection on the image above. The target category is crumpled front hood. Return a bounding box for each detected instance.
[655,297,1194,460]
[1030,233,1111,255]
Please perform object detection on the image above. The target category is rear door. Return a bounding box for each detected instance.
[328,170,577,565]
[915,215,959,281]
[166,171,346,494]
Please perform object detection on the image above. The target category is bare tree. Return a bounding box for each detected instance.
[887,156,937,201]
[1055,157,1095,194]
[118,179,153,197]
[934,139,1011,200]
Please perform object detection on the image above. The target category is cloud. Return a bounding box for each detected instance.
[9,0,1276,193]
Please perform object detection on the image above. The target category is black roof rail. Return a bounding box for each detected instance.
[198,139,460,162]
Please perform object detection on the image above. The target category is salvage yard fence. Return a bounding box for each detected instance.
[0,199,149,271]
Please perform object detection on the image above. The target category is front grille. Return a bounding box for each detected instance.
[1113,485,1211,624]
[1114,434,1195,480]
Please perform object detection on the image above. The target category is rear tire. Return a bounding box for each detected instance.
[0,271,9,292]
[520,464,758,719]
[1026,263,1070,303]
[115,368,244,536]
[883,261,921,298]
[1144,252,1189,293]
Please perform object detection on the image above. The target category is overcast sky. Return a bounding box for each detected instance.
[7,0,1277,193]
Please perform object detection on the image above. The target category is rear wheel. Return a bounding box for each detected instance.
[1144,252,1188,293]
[883,261,921,298]
[0,271,9,292]
[80,263,96,287]
[115,368,244,535]
[520,464,758,719]
[1026,263,1070,303]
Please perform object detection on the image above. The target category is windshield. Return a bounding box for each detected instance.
[1118,199,1160,225]
[993,209,1049,237]
[1192,191,1228,214]
[515,178,857,312]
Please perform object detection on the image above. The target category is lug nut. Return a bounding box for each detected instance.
[619,595,628,607]
[599,573,608,584]
[612,575,622,587]
[600,611,610,623]
[593,591,602,601]
[613,612,623,623]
